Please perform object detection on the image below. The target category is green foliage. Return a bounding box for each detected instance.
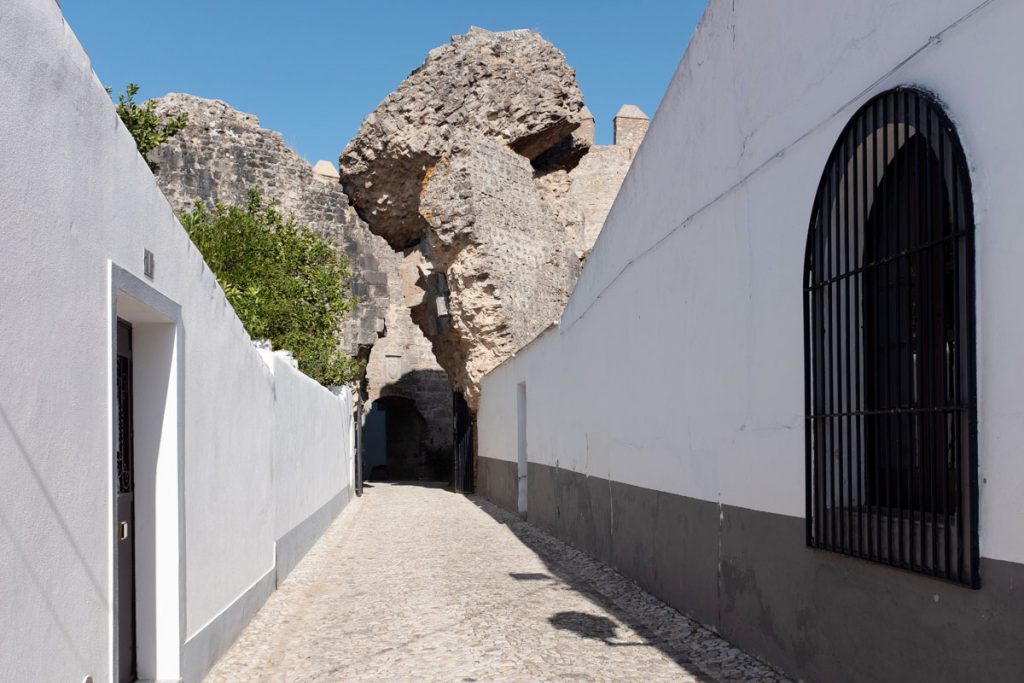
[106,83,188,172]
[180,189,363,386]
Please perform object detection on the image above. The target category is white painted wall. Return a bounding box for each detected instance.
[0,2,355,681]
[479,0,1024,567]
[268,352,353,541]
[516,382,528,514]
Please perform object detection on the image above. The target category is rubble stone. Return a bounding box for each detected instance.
[150,94,389,356]
[339,27,587,250]
[149,94,453,461]
[340,30,647,410]
[413,138,580,407]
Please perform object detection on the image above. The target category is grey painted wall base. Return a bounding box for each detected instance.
[181,486,353,682]
[182,567,275,683]
[477,454,518,513]
[275,486,352,586]
[476,456,1024,681]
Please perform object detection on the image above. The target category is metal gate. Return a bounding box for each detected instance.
[803,87,978,586]
[453,392,474,493]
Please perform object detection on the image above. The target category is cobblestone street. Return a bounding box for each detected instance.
[208,483,786,682]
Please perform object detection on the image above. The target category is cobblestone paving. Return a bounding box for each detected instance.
[207,483,787,682]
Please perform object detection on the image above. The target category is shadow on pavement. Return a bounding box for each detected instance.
[468,495,717,681]
[549,611,651,648]
[509,572,552,581]
[361,479,450,488]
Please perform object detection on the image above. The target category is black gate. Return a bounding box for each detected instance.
[453,392,474,492]
[803,87,978,586]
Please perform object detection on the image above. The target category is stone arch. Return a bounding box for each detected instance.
[363,396,428,481]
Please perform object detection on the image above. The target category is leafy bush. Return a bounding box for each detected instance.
[106,83,187,172]
[180,189,363,386]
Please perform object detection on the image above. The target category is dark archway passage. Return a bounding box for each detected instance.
[363,396,432,481]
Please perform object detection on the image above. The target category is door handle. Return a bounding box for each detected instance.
[118,521,129,540]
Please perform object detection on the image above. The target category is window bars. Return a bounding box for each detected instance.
[803,87,979,587]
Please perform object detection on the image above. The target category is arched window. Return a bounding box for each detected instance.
[803,87,978,586]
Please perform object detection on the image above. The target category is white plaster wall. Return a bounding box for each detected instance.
[0,2,355,681]
[479,0,1024,567]
[269,353,353,540]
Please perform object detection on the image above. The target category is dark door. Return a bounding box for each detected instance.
[115,320,137,682]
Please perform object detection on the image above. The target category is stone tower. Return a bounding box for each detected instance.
[613,104,649,157]
[578,105,596,146]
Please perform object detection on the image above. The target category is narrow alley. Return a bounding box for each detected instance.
[207,484,785,681]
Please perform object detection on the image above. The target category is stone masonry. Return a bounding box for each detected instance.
[340,27,588,251]
[145,40,644,462]
[341,28,647,410]
[613,104,650,154]
[149,94,452,461]
[569,106,649,247]
[414,136,581,407]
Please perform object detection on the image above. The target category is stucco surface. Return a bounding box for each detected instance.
[0,3,355,681]
[479,0,1024,566]
[267,353,353,540]
[480,461,1024,682]
[478,1,1024,679]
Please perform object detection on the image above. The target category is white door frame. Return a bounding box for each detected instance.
[110,263,184,682]
[516,382,528,515]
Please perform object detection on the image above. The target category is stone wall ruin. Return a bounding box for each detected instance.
[340,28,647,410]
[150,94,453,478]
[146,28,647,480]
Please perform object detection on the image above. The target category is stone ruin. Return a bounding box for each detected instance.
[340,27,647,410]
[149,94,453,480]
[147,27,646,477]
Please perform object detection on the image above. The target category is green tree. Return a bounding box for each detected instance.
[106,83,187,172]
[180,189,363,386]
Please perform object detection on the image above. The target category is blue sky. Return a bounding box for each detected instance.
[60,1,707,165]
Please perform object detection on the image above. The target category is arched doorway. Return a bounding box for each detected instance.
[363,396,428,481]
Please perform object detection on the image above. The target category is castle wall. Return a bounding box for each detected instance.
[149,95,453,474]
[338,29,649,412]
[149,94,392,357]
[613,106,649,156]
[567,143,636,249]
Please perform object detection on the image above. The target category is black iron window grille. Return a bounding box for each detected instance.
[803,87,979,587]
